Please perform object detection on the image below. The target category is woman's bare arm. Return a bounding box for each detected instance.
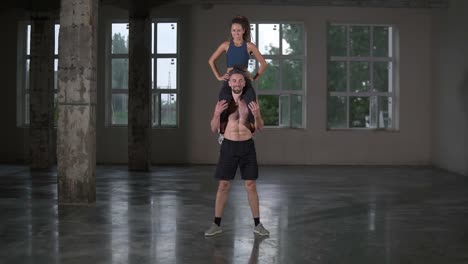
[208,41,229,81]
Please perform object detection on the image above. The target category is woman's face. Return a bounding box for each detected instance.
[231,23,245,40]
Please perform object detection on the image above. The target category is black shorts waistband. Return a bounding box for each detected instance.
[222,138,253,144]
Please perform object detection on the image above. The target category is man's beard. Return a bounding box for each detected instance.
[232,87,243,94]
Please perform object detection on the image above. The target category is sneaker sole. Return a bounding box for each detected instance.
[205,230,222,237]
[253,230,269,236]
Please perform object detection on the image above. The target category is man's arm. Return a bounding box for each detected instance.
[211,100,228,133]
[248,101,264,131]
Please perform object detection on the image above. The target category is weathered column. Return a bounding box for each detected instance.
[57,0,98,203]
[128,1,152,171]
[29,13,55,170]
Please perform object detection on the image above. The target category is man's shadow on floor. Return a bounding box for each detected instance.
[248,234,269,264]
[209,234,269,264]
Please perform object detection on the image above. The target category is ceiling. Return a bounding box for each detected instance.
[0,0,449,13]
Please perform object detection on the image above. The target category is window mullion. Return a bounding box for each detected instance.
[346,25,350,128]
[158,93,162,126]
[369,26,375,128]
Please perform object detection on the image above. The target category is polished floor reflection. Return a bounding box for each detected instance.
[0,165,467,263]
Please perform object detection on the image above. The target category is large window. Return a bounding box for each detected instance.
[152,22,178,126]
[250,23,305,128]
[327,24,397,129]
[109,22,129,125]
[108,20,179,127]
[17,22,59,126]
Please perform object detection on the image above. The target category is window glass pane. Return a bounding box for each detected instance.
[282,24,303,55]
[279,95,289,127]
[26,59,30,91]
[151,23,154,54]
[327,96,347,128]
[258,95,279,126]
[25,93,30,125]
[350,61,370,92]
[156,58,177,89]
[350,26,370,57]
[373,62,392,92]
[54,59,58,91]
[152,93,159,126]
[258,24,279,55]
[157,23,177,54]
[152,58,154,89]
[112,58,128,89]
[378,96,392,128]
[328,25,347,56]
[27,25,31,55]
[369,96,378,128]
[328,61,346,92]
[282,59,302,90]
[112,23,129,54]
[111,94,128,125]
[258,59,279,90]
[291,95,303,128]
[373,26,389,57]
[250,23,256,43]
[350,96,369,128]
[54,24,60,55]
[161,93,177,125]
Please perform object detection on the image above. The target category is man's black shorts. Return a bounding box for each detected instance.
[214,138,258,180]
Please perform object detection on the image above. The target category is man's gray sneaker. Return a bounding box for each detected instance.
[205,223,222,237]
[253,223,269,236]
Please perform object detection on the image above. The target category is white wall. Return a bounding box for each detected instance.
[431,0,468,175]
[1,4,436,166]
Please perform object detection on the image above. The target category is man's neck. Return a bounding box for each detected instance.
[232,92,242,103]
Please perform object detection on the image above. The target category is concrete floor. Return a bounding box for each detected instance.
[0,165,467,264]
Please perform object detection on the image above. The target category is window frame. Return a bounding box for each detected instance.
[106,19,180,128]
[16,21,29,127]
[16,21,59,127]
[106,19,130,127]
[151,19,180,128]
[327,23,399,130]
[250,21,306,129]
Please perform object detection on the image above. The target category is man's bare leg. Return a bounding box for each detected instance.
[205,180,231,237]
[245,180,269,236]
[215,180,231,217]
[244,180,259,218]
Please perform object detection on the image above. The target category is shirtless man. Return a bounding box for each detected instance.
[204,68,269,237]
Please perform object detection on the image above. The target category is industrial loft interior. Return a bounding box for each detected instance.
[0,0,467,263]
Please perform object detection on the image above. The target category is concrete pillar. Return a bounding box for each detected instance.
[57,0,98,204]
[29,13,55,170]
[128,1,152,171]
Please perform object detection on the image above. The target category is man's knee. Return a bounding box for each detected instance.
[244,180,257,192]
[218,181,231,192]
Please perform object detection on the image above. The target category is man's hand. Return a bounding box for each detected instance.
[215,100,228,116]
[218,72,230,81]
[211,100,228,133]
[248,101,261,118]
[248,101,264,130]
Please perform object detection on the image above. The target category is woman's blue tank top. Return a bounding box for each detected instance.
[226,40,249,68]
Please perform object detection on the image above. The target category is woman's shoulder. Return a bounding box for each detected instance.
[246,41,259,51]
[221,40,230,48]
[214,41,230,52]
[246,41,257,48]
